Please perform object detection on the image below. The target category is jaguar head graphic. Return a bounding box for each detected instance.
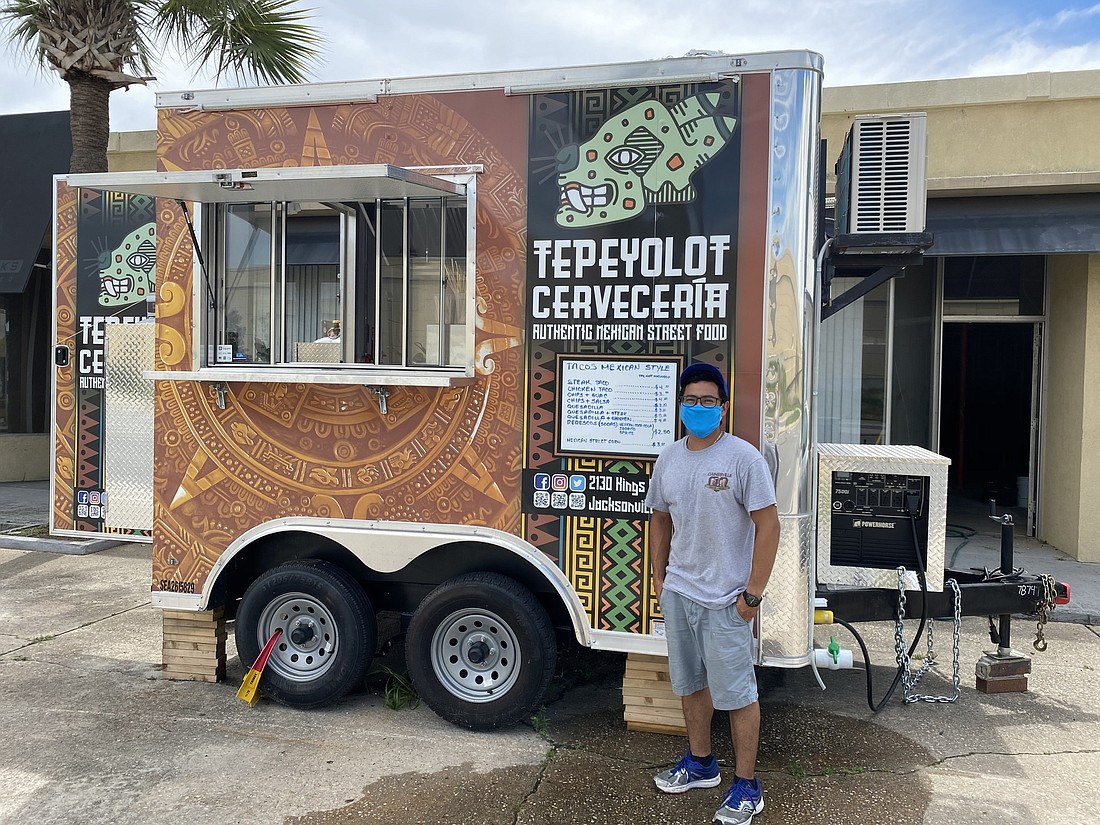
[98,222,155,307]
[554,92,737,227]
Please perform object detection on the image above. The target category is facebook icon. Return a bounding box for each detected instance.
[533,473,551,491]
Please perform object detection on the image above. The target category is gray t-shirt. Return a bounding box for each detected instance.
[645,433,777,609]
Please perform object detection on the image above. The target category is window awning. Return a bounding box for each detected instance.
[65,164,465,204]
[0,111,70,294]
[926,194,1100,256]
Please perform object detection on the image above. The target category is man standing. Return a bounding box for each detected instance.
[645,362,781,825]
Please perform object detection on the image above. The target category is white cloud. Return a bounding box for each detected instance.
[2,0,1100,132]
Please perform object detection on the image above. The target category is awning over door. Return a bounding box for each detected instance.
[0,111,70,293]
[927,194,1100,256]
[65,164,465,204]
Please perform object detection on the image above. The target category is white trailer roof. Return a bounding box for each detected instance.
[155,51,824,113]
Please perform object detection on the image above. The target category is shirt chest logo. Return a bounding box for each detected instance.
[705,473,730,492]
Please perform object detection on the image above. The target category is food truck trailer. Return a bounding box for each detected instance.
[51,50,1067,728]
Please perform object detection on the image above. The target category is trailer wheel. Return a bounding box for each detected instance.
[406,573,556,730]
[235,561,376,709]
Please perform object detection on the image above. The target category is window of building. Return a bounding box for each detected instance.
[818,277,891,445]
[942,256,1045,317]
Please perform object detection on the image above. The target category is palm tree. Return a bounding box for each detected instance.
[1,0,321,172]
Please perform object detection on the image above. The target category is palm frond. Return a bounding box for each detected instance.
[1,0,155,84]
[154,0,321,86]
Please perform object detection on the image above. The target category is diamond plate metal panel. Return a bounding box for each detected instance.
[816,444,949,592]
[104,322,155,531]
[759,514,814,666]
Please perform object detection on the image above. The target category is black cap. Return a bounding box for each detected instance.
[679,362,728,402]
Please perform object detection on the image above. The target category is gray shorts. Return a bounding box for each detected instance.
[659,588,758,711]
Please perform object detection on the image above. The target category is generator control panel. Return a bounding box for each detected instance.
[831,472,926,517]
[828,472,930,571]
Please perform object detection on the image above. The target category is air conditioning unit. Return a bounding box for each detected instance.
[835,113,928,235]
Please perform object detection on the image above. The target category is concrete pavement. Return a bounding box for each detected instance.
[2,542,1099,825]
[0,480,119,554]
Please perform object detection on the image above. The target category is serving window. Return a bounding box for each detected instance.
[66,165,475,385]
[207,196,468,371]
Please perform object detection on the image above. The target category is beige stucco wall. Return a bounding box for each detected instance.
[0,434,51,482]
[1044,253,1100,563]
[823,70,1100,196]
[1080,255,1100,562]
[1042,255,1088,556]
[106,130,156,172]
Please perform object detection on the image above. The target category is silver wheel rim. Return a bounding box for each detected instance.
[430,607,521,703]
[257,591,338,683]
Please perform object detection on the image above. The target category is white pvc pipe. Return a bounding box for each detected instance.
[813,647,855,670]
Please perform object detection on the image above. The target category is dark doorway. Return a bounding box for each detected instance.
[939,322,1033,505]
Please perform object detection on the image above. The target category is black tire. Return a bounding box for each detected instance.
[406,573,557,730]
[235,560,376,709]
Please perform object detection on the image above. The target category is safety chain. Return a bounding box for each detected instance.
[894,567,962,704]
[1033,573,1058,652]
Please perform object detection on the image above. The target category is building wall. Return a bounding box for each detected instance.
[824,70,1100,561]
[822,70,1100,196]
[1042,255,1087,556]
[0,434,50,482]
[1081,254,1100,562]
[106,131,156,172]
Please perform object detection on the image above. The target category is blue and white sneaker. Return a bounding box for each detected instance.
[713,777,764,824]
[653,752,721,793]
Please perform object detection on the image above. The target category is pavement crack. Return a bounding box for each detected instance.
[513,742,557,824]
[1,600,150,655]
[933,747,1100,765]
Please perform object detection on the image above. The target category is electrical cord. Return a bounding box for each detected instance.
[831,498,929,713]
[947,523,977,568]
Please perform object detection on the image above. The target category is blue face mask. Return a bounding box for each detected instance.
[680,403,723,438]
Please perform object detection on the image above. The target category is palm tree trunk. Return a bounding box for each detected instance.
[67,72,112,174]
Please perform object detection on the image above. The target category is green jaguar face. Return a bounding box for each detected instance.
[98,222,155,307]
[555,92,737,227]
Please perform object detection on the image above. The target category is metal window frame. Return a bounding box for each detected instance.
[97,164,479,387]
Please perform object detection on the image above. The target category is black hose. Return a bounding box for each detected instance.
[829,509,929,713]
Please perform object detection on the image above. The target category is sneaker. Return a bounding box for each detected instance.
[653,752,721,793]
[713,777,764,825]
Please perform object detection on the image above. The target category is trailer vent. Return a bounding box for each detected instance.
[835,113,927,235]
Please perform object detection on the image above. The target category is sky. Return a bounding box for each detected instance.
[3,0,1100,132]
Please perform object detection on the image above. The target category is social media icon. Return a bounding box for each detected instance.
[77,490,89,505]
[569,492,586,509]
[90,491,101,505]
[551,492,568,509]
[552,474,568,491]
[569,475,586,492]
[533,473,550,491]
[533,491,550,508]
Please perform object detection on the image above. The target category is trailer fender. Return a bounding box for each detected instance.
[191,517,593,647]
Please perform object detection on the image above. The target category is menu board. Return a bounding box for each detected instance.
[557,357,678,458]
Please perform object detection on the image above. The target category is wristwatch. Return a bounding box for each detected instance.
[741,591,763,608]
